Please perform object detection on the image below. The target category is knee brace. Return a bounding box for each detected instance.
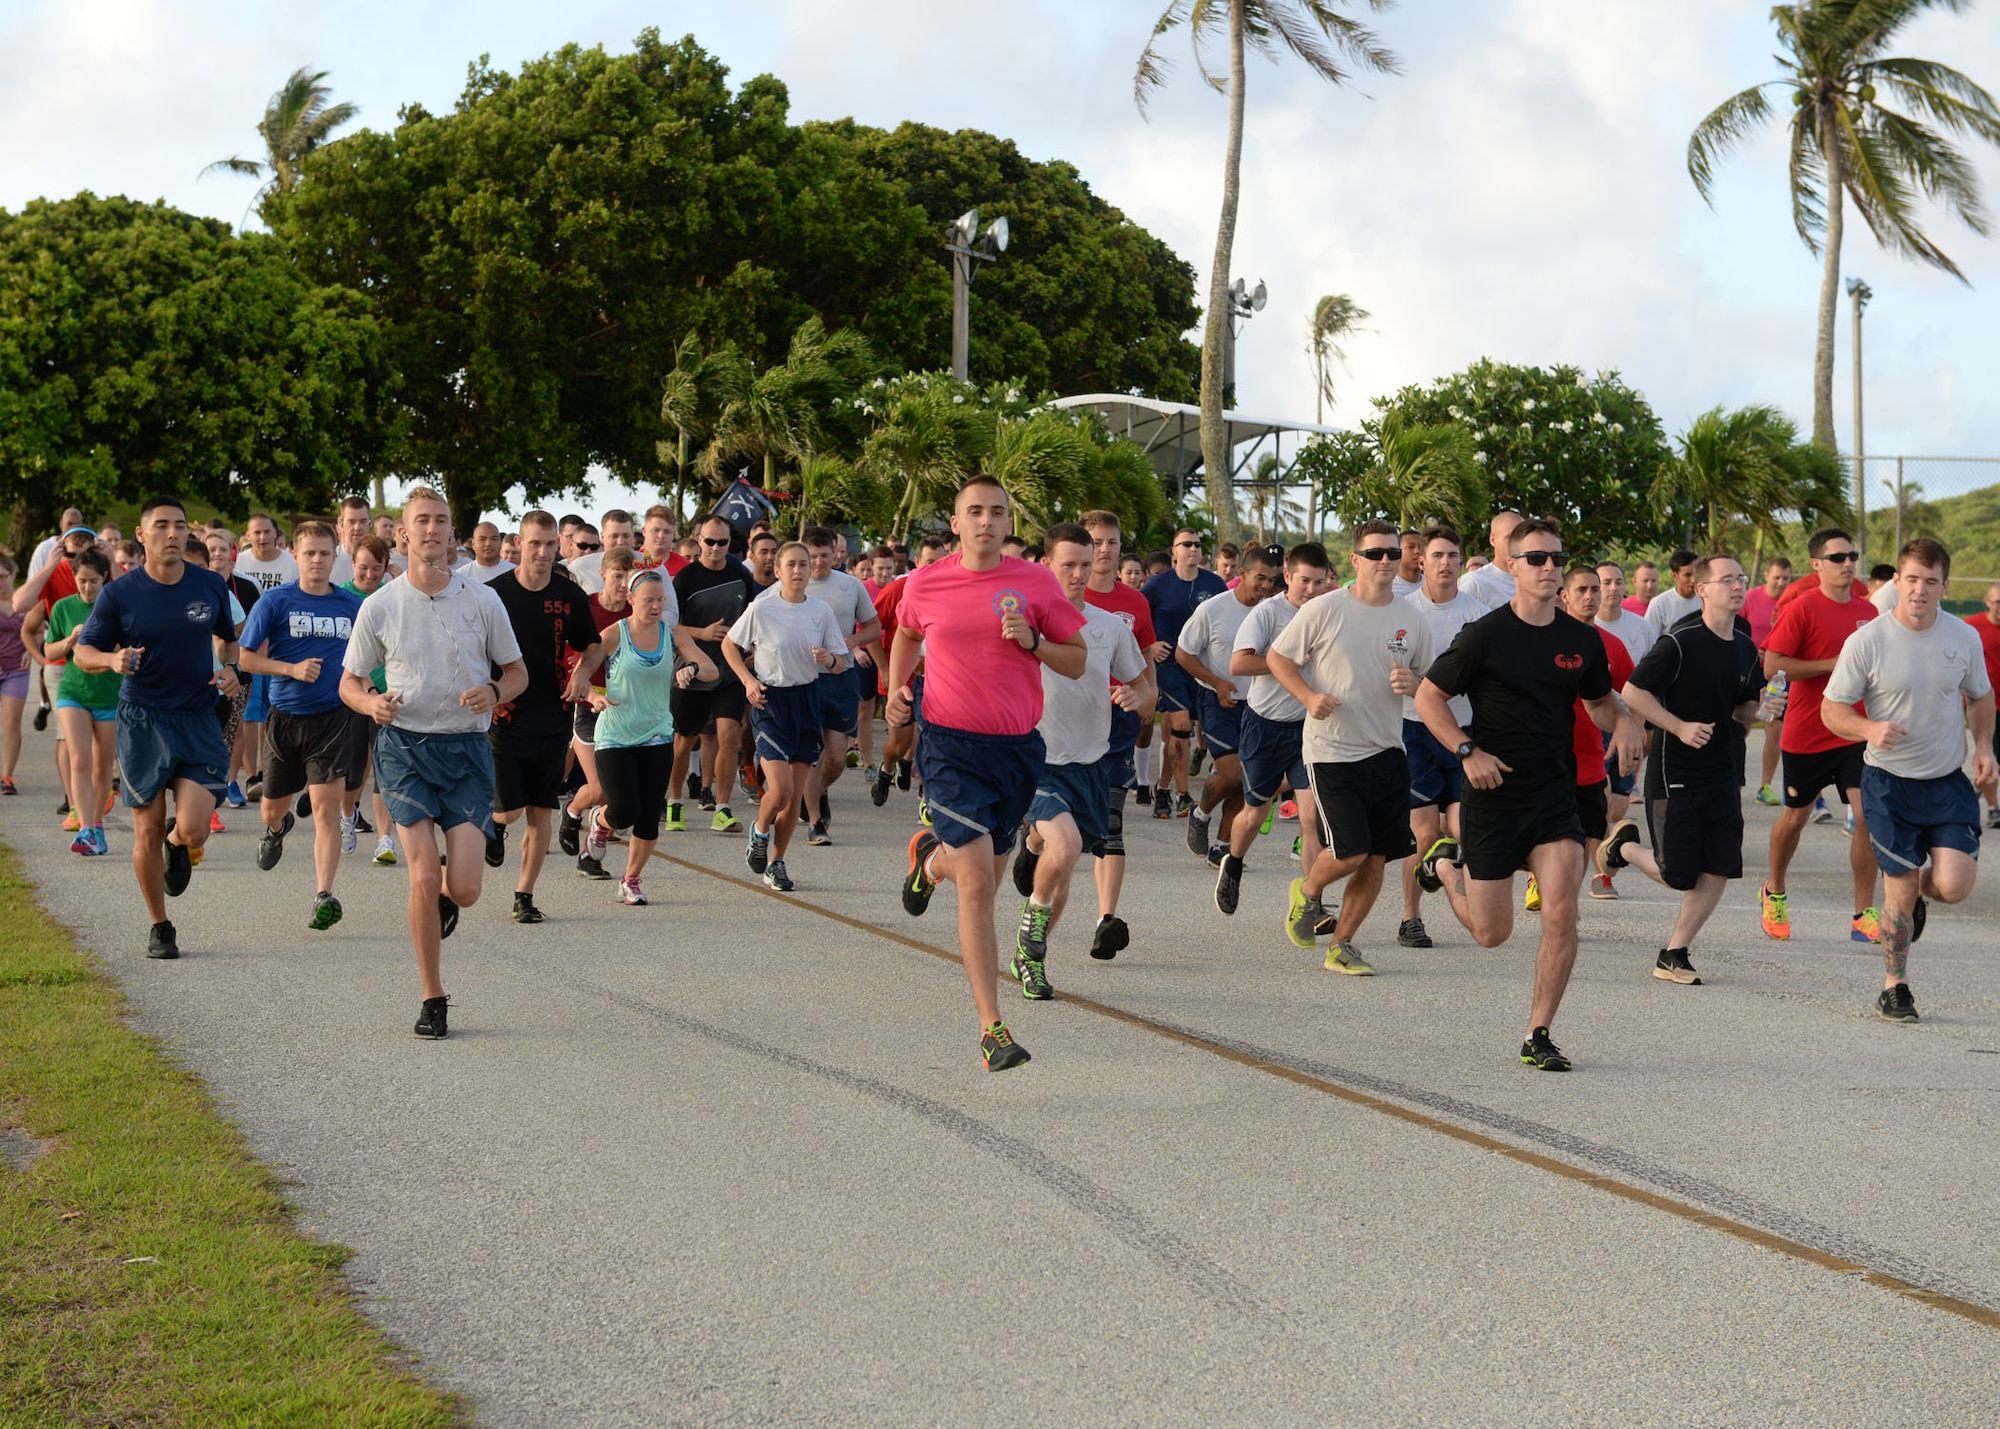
[1096,799,1124,859]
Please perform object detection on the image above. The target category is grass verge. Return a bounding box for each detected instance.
[0,838,461,1427]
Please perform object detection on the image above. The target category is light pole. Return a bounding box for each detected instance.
[1221,277,1267,403]
[1847,276,1871,563]
[945,208,1009,383]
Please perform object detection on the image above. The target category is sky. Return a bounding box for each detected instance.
[6,0,2000,515]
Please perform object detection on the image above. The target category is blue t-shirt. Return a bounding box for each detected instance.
[239,582,364,715]
[77,564,237,713]
[1142,568,1230,653]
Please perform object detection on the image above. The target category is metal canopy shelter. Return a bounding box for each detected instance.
[1047,393,1343,509]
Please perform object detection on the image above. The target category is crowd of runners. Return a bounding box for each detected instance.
[4,486,1995,1071]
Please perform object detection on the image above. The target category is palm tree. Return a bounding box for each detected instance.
[660,334,751,512]
[204,67,359,208]
[1307,293,1370,424]
[1314,413,1486,536]
[704,318,874,493]
[1653,405,1847,553]
[1687,1,2000,450]
[859,382,994,539]
[1135,1,1398,545]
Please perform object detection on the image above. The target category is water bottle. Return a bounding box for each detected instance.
[1758,669,1788,724]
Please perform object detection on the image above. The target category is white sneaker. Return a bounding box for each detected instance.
[618,876,648,906]
[340,812,358,854]
[373,834,398,866]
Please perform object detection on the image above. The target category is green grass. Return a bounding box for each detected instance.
[0,840,462,1427]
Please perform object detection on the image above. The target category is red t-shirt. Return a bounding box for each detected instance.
[1621,595,1648,617]
[1741,585,1782,648]
[1765,588,1876,753]
[1573,627,1634,785]
[1084,581,1157,689]
[39,558,79,614]
[1974,612,2000,699]
[896,554,1087,737]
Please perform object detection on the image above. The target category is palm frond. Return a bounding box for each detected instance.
[1263,0,1401,89]
[1134,0,1193,112]
[1687,84,1778,203]
[1837,104,1970,276]
[1867,56,2000,143]
[1787,103,1829,249]
[1868,107,1988,234]
[201,155,266,181]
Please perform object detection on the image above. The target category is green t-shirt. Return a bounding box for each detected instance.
[50,595,123,710]
[342,581,388,692]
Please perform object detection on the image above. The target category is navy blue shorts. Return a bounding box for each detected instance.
[117,702,230,808]
[374,726,496,836]
[917,721,1044,854]
[1602,729,1637,796]
[1238,708,1307,808]
[1405,719,1464,810]
[1027,758,1110,849]
[752,683,824,766]
[1194,686,1243,755]
[815,669,858,737]
[1102,706,1141,789]
[1861,765,1980,876]
[1155,660,1193,716]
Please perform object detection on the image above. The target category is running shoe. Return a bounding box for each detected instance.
[1186,805,1211,858]
[1258,803,1274,836]
[1755,784,1779,806]
[1988,806,2000,830]
[354,810,373,834]
[1012,946,1052,1001]
[1012,836,1040,898]
[512,892,545,924]
[90,826,110,857]
[341,813,358,855]
[862,763,878,789]
[806,820,831,846]
[256,811,295,871]
[1286,878,1323,949]
[414,995,449,1040]
[1842,812,1855,838]
[917,794,932,828]
[1214,855,1241,916]
[0,777,15,796]
[103,788,115,815]
[585,817,610,864]
[1174,793,1194,818]
[692,786,714,812]
[1278,799,1298,821]
[746,827,772,875]
[1190,747,1206,777]
[1595,819,1640,875]
[1206,844,1225,869]
[189,845,203,868]
[1153,787,1172,820]
[225,779,245,809]
[559,809,582,856]
[1089,914,1129,961]
[902,830,940,916]
[1291,834,1302,858]
[1876,984,1919,1022]
[374,835,399,866]
[845,748,861,769]
[1016,898,1052,964]
[147,920,180,960]
[1524,875,1541,912]
[1397,917,1433,948]
[1653,947,1701,985]
[1758,881,1790,940]
[1519,1026,1571,1071]
[619,876,648,906]
[438,894,459,940]
[33,704,49,733]
[763,859,795,893]
[309,892,343,931]
[981,1021,1030,1072]
[57,796,70,816]
[164,836,193,898]
[818,793,832,829]
[244,773,263,800]
[664,801,686,833]
[70,829,95,855]
[1913,896,1927,944]
[1324,940,1374,976]
[1851,907,1882,944]
[295,791,313,819]
[1133,784,1151,808]
[1313,903,1340,937]
[209,809,226,835]
[685,772,702,801]
[712,806,742,834]
[485,825,506,868]
[870,763,894,806]
[576,853,613,880]
[1416,836,1460,893]
[1810,796,1832,824]
[1587,874,1618,900]
[897,760,912,791]
[61,808,82,833]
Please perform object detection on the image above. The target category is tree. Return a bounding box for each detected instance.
[1306,292,1369,423]
[1687,0,2000,449]
[1652,404,1849,553]
[1296,411,1486,538]
[204,67,359,211]
[1135,0,1399,544]
[704,317,876,494]
[660,334,752,514]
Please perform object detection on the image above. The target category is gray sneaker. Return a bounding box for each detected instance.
[1324,940,1375,976]
[1016,898,1053,964]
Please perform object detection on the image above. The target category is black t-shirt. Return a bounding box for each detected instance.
[674,558,756,690]
[1630,615,1764,796]
[1426,604,1612,790]
[488,570,598,737]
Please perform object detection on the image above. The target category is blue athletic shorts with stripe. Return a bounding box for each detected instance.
[1861,764,1980,876]
[1193,685,1242,755]
[1155,659,1193,716]
[1102,705,1141,790]
[374,727,496,836]
[1405,719,1464,810]
[815,668,858,737]
[1027,757,1110,849]
[752,683,825,766]
[1238,708,1307,808]
[917,721,1043,855]
[117,702,230,807]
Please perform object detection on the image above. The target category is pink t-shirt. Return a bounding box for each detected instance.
[1742,585,1781,648]
[1622,596,1648,616]
[897,554,1087,736]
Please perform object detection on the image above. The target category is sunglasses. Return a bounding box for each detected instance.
[1819,551,1859,563]
[573,541,602,553]
[700,536,730,547]
[1515,550,1570,568]
[1354,547,1402,562]
[1173,540,1201,549]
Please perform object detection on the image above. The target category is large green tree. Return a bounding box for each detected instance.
[1688,0,2000,450]
[0,194,391,550]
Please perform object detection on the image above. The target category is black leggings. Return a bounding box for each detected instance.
[597,743,672,841]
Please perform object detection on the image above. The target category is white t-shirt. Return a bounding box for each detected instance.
[1460,563,1515,608]
[1039,604,1147,767]
[1870,581,1900,615]
[28,535,61,576]
[1824,611,1991,781]
[1177,590,1259,701]
[1647,588,1703,635]
[1274,588,1433,764]
[1234,593,1311,723]
[1596,606,1657,668]
[235,550,299,594]
[457,559,517,586]
[727,593,848,689]
[1391,574,1422,599]
[568,549,607,594]
[760,569,874,636]
[342,573,523,735]
[1404,585,1489,725]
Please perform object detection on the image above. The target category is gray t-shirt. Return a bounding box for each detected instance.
[343,573,524,734]
[1596,606,1657,667]
[1039,604,1147,767]
[1823,612,1991,780]
[727,594,848,689]
[1403,585,1487,725]
[1647,588,1703,635]
[1459,563,1515,609]
[759,569,874,637]
[1177,590,1259,701]
[1234,594,1310,723]
[1275,588,1434,764]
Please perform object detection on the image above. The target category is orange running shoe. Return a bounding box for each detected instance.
[1759,881,1790,940]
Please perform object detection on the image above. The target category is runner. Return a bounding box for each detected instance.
[745,530,780,594]
[236,521,368,930]
[1392,530,1424,598]
[1458,511,1520,609]
[458,522,516,585]
[1627,560,1660,616]
[340,488,527,1039]
[1212,543,1334,916]
[1820,539,1995,1021]
[33,549,120,848]
[485,511,602,923]
[1597,554,1765,985]
[338,535,397,862]
[1975,583,2000,827]
[12,524,98,819]
[1141,529,1228,819]
[567,508,635,595]
[1007,525,1151,995]
[1646,550,1703,635]
[233,515,299,593]
[1758,528,1882,944]
[0,557,26,797]
[1538,565,1636,907]
[564,548,636,876]
[1268,521,1432,972]
[1743,557,1794,804]
[1397,527,1489,947]
[327,495,373,586]
[637,505,686,576]
[723,544,850,892]
[72,498,241,959]
[670,515,757,835]
[888,476,1087,1071]
[1414,518,1644,1071]
[1177,542,1280,867]
[865,535,945,808]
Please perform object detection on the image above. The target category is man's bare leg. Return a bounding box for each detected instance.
[399,820,488,1001]
[932,840,1008,1029]
[1846,788,1881,915]
[516,806,552,895]
[1765,803,1810,893]
[1525,840,1585,1031]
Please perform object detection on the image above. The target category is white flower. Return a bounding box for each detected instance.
[1448,405,1462,419]
[1560,420,1574,434]
[1534,463,1545,471]
[1609,422,1625,435]
[953,395,965,404]
[1592,411,1606,425]
[1523,399,1537,412]
[1472,451,1488,465]
[1575,373,1589,387]
[1520,422,1533,433]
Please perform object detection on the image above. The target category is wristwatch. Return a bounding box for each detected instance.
[1454,740,1476,760]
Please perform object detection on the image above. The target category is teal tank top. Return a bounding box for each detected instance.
[594,619,677,749]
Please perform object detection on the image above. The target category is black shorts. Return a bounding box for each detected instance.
[1459,779,1584,882]
[672,679,747,733]
[1644,783,1745,889]
[490,725,569,812]
[1782,743,1865,809]
[1306,748,1417,860]
[1576,780,1608,842]
[262,705,369,800]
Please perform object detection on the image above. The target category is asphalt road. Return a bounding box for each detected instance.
[9,733,2000,1425]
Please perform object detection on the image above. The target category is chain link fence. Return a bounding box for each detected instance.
[1850,456,2000,608]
